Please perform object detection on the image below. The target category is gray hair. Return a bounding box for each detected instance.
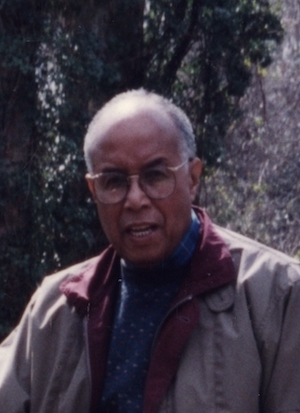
[84,89,197,172]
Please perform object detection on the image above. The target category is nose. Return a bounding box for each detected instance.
[124,175,151,210]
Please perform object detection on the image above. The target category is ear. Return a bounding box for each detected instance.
[189,157,202,201]
[85,174,98,203]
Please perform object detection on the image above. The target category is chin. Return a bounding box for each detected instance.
[126,254,163,269]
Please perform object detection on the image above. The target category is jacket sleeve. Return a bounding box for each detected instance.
[0,269,91,413]
[0,291,39,413]
[258,263,300,412]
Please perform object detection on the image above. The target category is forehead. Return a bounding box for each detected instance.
[89,98,176,142]
[87,102,182,170]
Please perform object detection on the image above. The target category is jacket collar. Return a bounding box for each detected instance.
[61,206,235,314]
[175,206,235,302]
[60,246,119,316]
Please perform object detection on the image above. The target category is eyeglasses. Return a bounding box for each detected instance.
[86,159,189,204]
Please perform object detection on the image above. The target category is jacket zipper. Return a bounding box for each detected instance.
[83,316,92,412]
[150,294,194,355]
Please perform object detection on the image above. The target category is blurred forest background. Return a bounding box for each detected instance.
[0,0,299,339]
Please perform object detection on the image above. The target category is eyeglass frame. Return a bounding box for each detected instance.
[86,158,191,205]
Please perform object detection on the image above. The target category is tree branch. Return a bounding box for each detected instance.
[161,0,201,91]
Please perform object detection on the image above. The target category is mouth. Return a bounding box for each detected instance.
[125,224,158,238]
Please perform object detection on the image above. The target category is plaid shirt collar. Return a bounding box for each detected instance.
[168,209,201,267]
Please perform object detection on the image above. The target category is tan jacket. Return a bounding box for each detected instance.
[1,219,300,413]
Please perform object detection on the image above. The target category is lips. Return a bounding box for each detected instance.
[125,224,158,238]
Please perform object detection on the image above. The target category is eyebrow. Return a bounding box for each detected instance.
[101,157,168,174]
[101,167,125,174]
[143,157,167,168]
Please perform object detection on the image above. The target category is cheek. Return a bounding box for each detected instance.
[162,196,191,235]
[96,205,121,241]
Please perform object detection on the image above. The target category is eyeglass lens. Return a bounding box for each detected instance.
[94,166,176,204]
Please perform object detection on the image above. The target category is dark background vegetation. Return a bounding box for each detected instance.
[0,0,291,339]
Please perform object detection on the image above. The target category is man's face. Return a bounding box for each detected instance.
[87,105,201,268]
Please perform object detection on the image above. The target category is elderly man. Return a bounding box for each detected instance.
[1,89,300,413]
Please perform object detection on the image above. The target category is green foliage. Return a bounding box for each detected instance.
[0,0,282,339]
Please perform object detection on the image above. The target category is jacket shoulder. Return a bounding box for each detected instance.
[214,225,300,284]
[38,257,98,294]
[25,257,99,322]
[212,225,300,325]
[214,225,299,266]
